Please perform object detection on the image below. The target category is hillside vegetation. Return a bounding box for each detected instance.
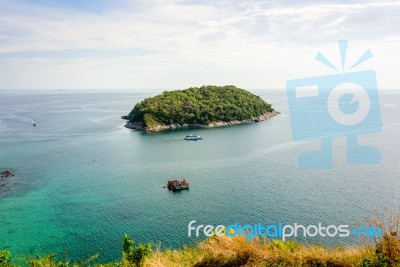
[1,211,399,267]
[127,85,275,128]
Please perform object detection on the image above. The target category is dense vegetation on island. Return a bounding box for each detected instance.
[127,85,275,127]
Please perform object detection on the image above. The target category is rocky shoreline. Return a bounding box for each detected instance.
[123,111,280,132]
[0,170,15,189]
[1,170,14,178]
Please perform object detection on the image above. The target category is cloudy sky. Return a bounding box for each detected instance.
[0,0,399,90]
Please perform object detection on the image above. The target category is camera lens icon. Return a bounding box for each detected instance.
[286,41,383,169]
[286,71,382,169]
[328,82,370,126]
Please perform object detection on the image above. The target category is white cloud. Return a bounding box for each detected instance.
[0,0,399,89]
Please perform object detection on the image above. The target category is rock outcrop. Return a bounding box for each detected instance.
[0,170,14,178]
[125,110,280,132]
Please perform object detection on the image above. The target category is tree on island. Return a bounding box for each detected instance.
[128,85,275,128]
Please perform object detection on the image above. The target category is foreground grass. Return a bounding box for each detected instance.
[149,236,369,267]
[1,211,399,267]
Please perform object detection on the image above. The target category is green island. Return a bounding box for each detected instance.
[1,211,400,267]
[124,85,279,132]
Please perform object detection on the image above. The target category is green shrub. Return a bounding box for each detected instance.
[0,251,11,266]
[24,252,98,267]
[122,235,152,267]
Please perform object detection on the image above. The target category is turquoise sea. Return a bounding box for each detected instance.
[0,89,399,262]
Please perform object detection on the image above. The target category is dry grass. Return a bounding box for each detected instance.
[145,236,369,267]
[144,210,400,267]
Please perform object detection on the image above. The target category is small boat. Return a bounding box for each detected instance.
[33,122,37,126]
[184,134,203,140]
[167,179,189,191]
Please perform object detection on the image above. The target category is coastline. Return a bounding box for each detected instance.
[123,110,280,132]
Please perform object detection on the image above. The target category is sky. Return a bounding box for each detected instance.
[0,0,399,90]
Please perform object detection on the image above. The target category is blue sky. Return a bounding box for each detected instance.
[0,0,399,89]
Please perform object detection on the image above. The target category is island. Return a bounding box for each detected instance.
[123,85,279,132]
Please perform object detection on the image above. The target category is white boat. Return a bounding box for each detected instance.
[184,134,203,140]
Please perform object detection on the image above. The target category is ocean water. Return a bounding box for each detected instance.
[0,89,399,262]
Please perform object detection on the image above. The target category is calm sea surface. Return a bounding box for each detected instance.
[0,89,399,262]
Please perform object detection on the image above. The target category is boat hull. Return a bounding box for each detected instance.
[184,136,202,140]
[167,179,189,190]
[168,186,189,191]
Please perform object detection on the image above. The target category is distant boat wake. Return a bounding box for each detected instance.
[0,114,37,126]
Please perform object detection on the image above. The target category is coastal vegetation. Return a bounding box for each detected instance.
[1,211,399,267]
[126,85,277,131]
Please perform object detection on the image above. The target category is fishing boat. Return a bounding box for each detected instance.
[167,179,189,191]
